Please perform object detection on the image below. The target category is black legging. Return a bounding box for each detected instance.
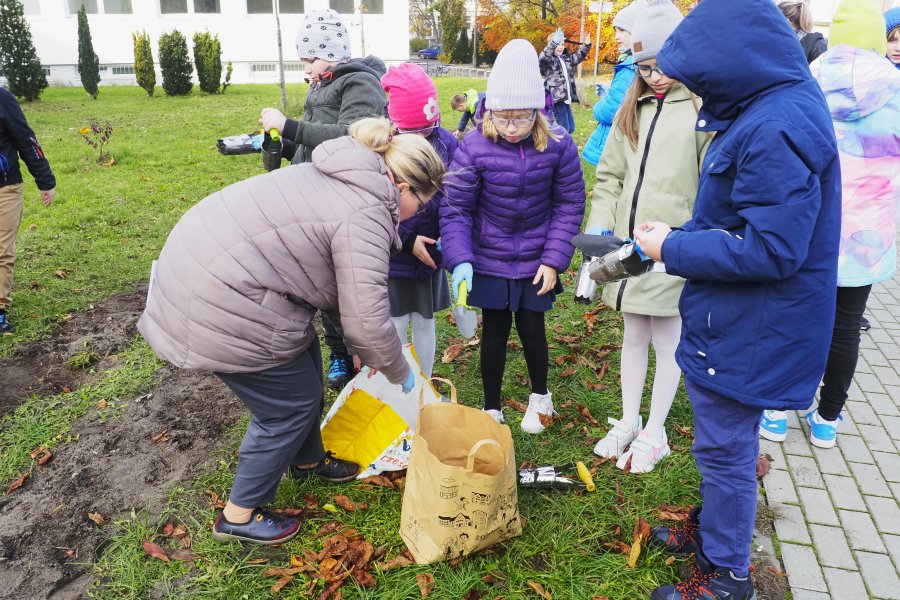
[818,285,872,421]
[481,308,549,410]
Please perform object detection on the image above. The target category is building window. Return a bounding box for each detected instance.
[21,0,40,14]
[194,0,220,12]
[111,65,135,74]
[160,0,188,13]
[68,0,99,13]
[280,0,303,12]
[246,0,272,13]
[361,0,382,13]
[250,63,277,72]
[329,0,353,13]
[104,0,132,13]
[43,67,51,77]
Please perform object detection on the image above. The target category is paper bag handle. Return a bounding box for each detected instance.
[420,376,458,408]
[466,438,505,472]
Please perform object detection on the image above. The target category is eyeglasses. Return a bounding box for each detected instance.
[395,121,439,137]
[489,110,537,129]
[635,64,666,78]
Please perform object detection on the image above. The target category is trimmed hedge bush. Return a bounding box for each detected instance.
[158,30,192,96]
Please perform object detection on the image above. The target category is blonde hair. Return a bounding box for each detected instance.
[481,111,558,152]
[778,0,813,33]
[616,78,700,150]
[349,117,445,199]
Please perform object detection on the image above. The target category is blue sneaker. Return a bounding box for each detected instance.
[326,354,354,390]
[806,409,842,449]
[759,410,787,442]
[650,506,702,556]
[212,508,299,545]
[0,311,13,335]
[652,563,757,600]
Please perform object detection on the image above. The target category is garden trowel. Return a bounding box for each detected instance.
[452,281,477,339]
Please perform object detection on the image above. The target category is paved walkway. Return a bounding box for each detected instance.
[759,268,900,599]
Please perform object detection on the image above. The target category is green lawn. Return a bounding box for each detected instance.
[3,80,702,599]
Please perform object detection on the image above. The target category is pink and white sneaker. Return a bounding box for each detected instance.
[593,416,643,458]
[616,429,670,473]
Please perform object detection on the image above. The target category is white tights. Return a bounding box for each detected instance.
[392,313,437,378]
[620,313,682,438]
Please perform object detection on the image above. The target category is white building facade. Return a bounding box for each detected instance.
[17,0,409,87]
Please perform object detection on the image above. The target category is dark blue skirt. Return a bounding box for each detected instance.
[467,274,564,313]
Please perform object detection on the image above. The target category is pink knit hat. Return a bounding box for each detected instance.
[381,63,440,130]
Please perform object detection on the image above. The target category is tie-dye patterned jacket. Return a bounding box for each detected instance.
[812,45,900,287]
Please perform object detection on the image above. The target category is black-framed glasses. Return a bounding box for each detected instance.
[635,64,666,78]
[489,110,537,129]
[410,189,429,215]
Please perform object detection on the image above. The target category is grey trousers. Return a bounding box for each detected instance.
[216,338,326,508]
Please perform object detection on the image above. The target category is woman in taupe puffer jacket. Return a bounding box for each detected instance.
[138,118,445,545]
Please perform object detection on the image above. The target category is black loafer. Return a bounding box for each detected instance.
[211,508,299,545]
[290,451,359,483]
[861,316,871,331]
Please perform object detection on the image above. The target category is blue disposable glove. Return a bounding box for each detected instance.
[586,225,614,236]
[250,133,264,150]
[451,262,473,301]
[595,83,609,101]
[401,368,416,394]
[552,27,564,45]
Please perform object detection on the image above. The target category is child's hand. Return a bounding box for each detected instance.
[533,265,558,296]
[412,235,437,269]
[633,222,672,262]
[259,108,287,134]
[452,130,462,138]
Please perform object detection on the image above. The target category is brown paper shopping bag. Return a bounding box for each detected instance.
[399,379,522,564]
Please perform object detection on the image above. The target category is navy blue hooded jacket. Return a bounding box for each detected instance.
[0,88,55,191]
[657,0,841,410]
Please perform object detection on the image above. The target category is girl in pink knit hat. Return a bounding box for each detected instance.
[380,63,457,377]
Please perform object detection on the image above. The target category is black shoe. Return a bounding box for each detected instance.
[0,311,13,335]
[326,354,354,390]
[861,316,871,331]
[651,506,702,556]
[652,562,756,600]
[290,451,360,483]
[211,507,300,545]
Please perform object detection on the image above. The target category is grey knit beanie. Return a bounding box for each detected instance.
[630,0,683,63]
[295,9,350,62]
[485,39,546,111]
[612,2,642,33]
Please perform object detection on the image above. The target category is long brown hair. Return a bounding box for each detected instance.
[615,77,702,150]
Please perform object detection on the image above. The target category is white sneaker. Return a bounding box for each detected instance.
[521,392,554,434]
[484,408,505,424]
[593,416,643,458]
[617,429,671,473]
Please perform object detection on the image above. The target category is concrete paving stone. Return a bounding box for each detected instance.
[824,474,867,511]
[783,429,814,457]
[856,551,900,599]
[786,409,802,430]
[759,438,786,469]
[773,502,811,544]
[869,327,895,344]
[823,567,869,599]
[839,409,861,436]
[868,392,900,416]
[789,590,831,600]
[785,454,825,489]
[857,356,873,374]
[892,482,900,503]
[860,335,877,350]
[810,524,857,569]
[856,371,888,394]
[798,486,841,527]
[763,468,799,504]
[840,434,875,464]
[874,365,900,388]
[848,380,866,400]
[878,342,900,361]
[864,495,900,535]
[872,451,900,483]
[858,424,898,454]
[879,414,900,441]
[871,308,897,324]
[811,444,851,476]
[846,400,881,425]
[884,384,900,407]
[863,347,891,367]
[848,461,893,497]
[884,534,900,573]
[839,509,887,553]
[781,542,828,593]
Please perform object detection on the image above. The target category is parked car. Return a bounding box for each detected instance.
[417,45,442,60]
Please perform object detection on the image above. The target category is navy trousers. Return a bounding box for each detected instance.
[552,102,576,134]
[216,338,326,508]
[686,377,762,577]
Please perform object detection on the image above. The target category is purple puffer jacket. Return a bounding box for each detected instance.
[440,126,586,279]
[389,126,458,279]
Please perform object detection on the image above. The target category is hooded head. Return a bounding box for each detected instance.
[630,0,683,63]
[828,0,887,56]
[295,9,350,62]
[656,0,810,130]
[612,2,642,33]
[887,7,900,69]
[485,39,546,111]
[381,63,440,131]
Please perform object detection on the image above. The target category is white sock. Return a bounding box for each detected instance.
[621,313,651,427]
[410,312,437,378]
[644,315,682,438]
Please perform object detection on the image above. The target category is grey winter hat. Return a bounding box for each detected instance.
[612,2,642,33]
[485,39,546,111]
[630,0,683,63]
[295,9,350,62]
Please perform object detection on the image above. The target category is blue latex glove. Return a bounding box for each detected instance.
[595,83,609,101]
[552,27,564,45]
[250,133,264,150]
[586,225,614,236]
[451,262,473,301]
[401,368,416,394]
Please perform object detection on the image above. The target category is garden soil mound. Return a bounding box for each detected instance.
[0,288,242,599]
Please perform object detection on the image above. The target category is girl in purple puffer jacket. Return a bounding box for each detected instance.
[441,39,586,433]
[381,63,456,377]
